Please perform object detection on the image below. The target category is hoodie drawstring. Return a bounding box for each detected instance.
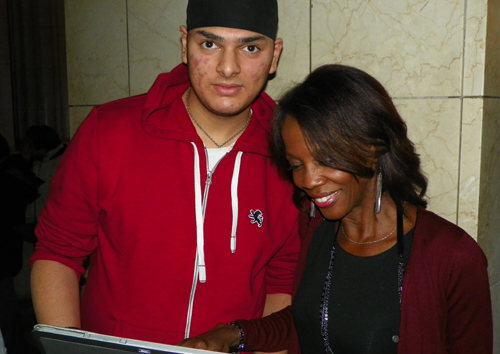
[231,152,243,253]
[191,142,206,283]
[191,144,244,280]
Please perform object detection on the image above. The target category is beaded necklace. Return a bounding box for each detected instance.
[320,206,405,353]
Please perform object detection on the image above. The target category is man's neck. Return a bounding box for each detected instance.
[184,88,252,148]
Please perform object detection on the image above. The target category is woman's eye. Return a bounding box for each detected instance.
[287,163,302,171]
[201,41,218,49]
[243,45,259,53]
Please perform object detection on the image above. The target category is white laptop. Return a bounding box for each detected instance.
[32,324,223,354]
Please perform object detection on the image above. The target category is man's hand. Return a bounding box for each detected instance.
[177,323,240,352]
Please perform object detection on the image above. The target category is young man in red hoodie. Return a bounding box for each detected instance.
[30,0,300,351]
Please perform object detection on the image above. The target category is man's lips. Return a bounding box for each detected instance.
[213,83,243,96]
[311,191,340,208]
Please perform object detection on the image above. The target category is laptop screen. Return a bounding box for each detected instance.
[32,324,223,354]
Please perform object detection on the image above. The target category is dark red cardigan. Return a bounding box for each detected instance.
[239,207,493,354]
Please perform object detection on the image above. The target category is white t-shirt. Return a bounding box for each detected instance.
[206,144,234,172]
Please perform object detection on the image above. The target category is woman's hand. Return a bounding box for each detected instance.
[177,323,240,352]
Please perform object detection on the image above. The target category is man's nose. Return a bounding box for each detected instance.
[216,49,241,77]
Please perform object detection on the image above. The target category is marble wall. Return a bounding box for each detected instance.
[65,0,499,350]
[482,0,500,344]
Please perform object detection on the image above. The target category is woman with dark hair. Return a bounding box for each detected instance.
[180,65,493,353]
[271,64,428,214]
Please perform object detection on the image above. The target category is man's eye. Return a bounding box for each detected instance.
[201,41,218,49]
[243,45,259,53]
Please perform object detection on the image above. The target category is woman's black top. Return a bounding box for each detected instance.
[293,219,413,354]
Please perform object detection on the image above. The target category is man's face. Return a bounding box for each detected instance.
[181,26,282,117]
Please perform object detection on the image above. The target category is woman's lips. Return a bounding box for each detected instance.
[312,191,340,208]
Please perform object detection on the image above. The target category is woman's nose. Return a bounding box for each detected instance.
[297,165,326,191]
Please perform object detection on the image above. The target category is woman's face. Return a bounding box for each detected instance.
[282,115,376,221]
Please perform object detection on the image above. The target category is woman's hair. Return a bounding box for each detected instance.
[271,64,428,211]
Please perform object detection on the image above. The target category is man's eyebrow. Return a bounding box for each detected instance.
[239,35,266,44]
[196,30,224,42]
[195,30,266,44]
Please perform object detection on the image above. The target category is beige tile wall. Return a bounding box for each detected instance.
[479,98,500,352]
[127,0,186,95]
[65,0,129,105]
[398,98,461,221]
[459,98,484,233]
[65,0,499,350]
[312,0,466,97]
[485,0,500,97]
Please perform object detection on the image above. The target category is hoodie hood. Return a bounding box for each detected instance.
[141,63,277,157]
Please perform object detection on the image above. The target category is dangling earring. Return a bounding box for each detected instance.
[374,172,382,214]
[310,201,316,218]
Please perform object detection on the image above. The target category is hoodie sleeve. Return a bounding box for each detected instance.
[30,108,100,278]
[264,210,301,295]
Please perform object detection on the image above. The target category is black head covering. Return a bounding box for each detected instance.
[186,0,278,40]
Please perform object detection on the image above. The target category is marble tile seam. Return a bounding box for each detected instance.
[392,96,500,100]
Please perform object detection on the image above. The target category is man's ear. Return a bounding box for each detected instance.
[269,38,283,75]
[180,25,188,64]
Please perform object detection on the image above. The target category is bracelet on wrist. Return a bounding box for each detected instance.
[227,321,245,354]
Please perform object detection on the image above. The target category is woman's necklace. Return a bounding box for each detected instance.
[184,88,252,148]
[341,225,396,245]
[320,206,406,354]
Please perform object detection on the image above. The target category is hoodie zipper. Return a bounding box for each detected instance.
[184,146,226,339]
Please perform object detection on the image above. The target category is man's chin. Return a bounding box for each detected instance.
[207,106,249,118]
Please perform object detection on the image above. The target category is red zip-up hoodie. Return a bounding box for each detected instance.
[31,64,300,344]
